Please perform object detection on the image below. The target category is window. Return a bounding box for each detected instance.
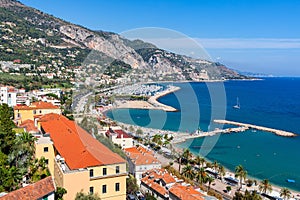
[39,110,42,114]
[33,110,36,114]
[115,183,120,191]
[89,169,94,177]
[17,113,21,118]
[103,168,107,176]
[45,159,49,165]
[116,166,120,174]
[102,185,107,194]
[44,147,48,152]
[89,186,94,194]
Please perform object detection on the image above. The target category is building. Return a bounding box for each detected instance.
[14,101,61,124]
[0,86,17,107]
[124,146,161,184]
[140,169,205,200]
[105,128,134,148]
[35,114,127,200]
[0,176,55,200]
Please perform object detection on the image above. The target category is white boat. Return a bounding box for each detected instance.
[233,97,240,109]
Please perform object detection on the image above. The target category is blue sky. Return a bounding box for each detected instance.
[20,0,300,76]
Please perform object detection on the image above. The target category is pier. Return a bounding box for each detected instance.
[214,119,297,137]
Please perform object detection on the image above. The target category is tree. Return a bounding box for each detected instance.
[218,165,226,181]
[212,161,219,177]
[259,179,272,194]
[234,190,262,200]
[182,164,195,180]
[280,188,292,200]
[29,157,50,183]
[206,176,214,191]
[0,104,16,155]
[126,174,139,194]
[55,187,67,200]
[195,167,207,185]
[235,165,247,190]
[182,148,193,164]
[152,134,163,146]
[136,128,143,137]
[75,191,100,200]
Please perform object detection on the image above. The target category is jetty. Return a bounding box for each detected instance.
[214,119,297,137]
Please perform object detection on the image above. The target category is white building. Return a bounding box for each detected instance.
[0,86,17,107]
[124,146,161,184]
[105,128,134,149]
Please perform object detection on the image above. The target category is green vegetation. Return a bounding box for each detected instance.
[75,190,101,200]
[233,190,262,200]
[55,187,67,200]
[126,174,139,194]
[95,134,126,159]
[0,72,72,90]
[0,104,50,192]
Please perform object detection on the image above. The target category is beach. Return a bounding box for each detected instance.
[114,85,180,112]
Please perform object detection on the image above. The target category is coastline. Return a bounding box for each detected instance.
[113,85,180,112]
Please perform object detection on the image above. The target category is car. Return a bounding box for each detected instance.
[127,194,135,200]
[135,191,145,200]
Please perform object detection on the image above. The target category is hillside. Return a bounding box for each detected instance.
[0,0,247,83]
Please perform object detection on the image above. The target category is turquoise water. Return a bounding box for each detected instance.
[107,78,300,191]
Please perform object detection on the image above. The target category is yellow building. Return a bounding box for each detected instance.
[14,101,61,124]
[35,113,127,200]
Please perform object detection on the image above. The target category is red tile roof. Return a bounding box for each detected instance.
[106,129,132,139]
[141,176,168,197]
[39,114,125,170]
[169,184,205,200]
[14,101,59,110]
[19,119,38,133]
[124,146,160,166]
[0,177,55,200]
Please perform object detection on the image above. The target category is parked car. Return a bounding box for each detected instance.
[127,194,136,200]
[135,191,145,200]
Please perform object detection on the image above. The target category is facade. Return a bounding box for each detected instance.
[35,113,127,200]
[0,176,55,200]
[105,128,134,148]
[124,146,161,184]
[0,86,17,107]
[14,101,61,124]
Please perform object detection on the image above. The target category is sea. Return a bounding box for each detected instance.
[106,77,300,191]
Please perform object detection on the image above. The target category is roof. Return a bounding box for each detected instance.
[14,101,59,110]
[0,177,55,200]
[39,113,125,170]
[124,146,160,166]
[106,129,132,139]
[141,175,168,197]
[19,119,39,133]
[169,184,205,200]
[143,169,176,185]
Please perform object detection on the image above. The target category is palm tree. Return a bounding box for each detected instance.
[195,167,207,185]
[182,148,193,163]
[182,164,195,180]
[194,155,201,167]
[218,165,226,181]
[152,134,163,146]
[235,165,247,190]
[259,179,272,194]
[206,176,215,191]
[280,188,292,200]
[212,161,219,177]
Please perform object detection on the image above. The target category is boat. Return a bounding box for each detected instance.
[233,97,240,109]
[286,179,296,183]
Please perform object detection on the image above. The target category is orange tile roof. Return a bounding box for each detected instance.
[19,119,38,133]
[124,146,160,166]
[39,113,125,170]
[169,184,205,200]
[143,169,176,184]
[141,176,168,197]
[0,177,55,200]
[105,129,132,139]
[14,101,59,110]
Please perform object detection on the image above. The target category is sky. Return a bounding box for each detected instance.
[20,0,300,76]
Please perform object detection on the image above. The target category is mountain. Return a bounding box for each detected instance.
[0,0,247,82]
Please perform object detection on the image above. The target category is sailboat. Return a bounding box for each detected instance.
[233,97,240,109]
